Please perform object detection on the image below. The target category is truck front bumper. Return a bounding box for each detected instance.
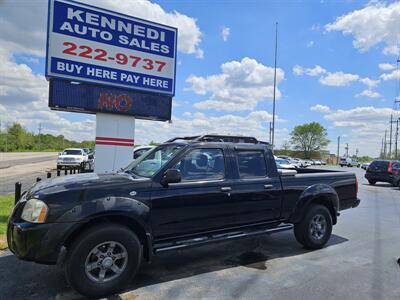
[7,219,76,265]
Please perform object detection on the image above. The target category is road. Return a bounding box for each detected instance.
[0,152,58,195]
[0,166,399,299]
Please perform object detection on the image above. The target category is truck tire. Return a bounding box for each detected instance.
[368,180,376,185]
[65,224,142,298]
[294,204,332,250]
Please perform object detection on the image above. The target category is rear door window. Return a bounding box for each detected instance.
[236,150,267,178]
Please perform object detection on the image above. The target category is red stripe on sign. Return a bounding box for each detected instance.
[96,141,134,147]
[96,137,134,143]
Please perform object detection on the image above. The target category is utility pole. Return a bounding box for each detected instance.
[345,143,349,158]
[271,22,278,151]
[381,138,384,159]
[336,136,340,165]
[38,123,42,151]
[355,148,359,158]
[395,118,399,160]
[389,114,393,159]
[384,129,387,159]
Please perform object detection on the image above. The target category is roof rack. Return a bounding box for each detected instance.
[166,134,270,145]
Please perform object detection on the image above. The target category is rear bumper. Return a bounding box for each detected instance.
[365,173,393,183]
[340,198,360,211]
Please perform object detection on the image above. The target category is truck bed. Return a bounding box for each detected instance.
[280,168,357,219]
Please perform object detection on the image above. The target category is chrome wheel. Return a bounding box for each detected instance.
[85,241,128,283]
[309,214,327,240]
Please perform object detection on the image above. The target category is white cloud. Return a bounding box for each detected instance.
[135,111,289,145]
[378,63,396,71]
[293,65,326,76]
[323,106,396,156]
[294,64,381,88]
[221,26,231,42]
[0,50,47,105]
[187,57,285,112]
[319,72,359,86]
[311,24,321,31]
[380,70,400,80]
[356,89,381,99]
[0,0,203,58]
[359,77,380,88]
[307,41,314,47]
[310,104,331,113]
[85,0,203,57]
[325,2,400,55]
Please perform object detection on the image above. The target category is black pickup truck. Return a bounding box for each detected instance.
[7,135,360,298]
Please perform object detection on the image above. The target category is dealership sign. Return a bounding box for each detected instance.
[46,0,177,96]
[49,79,172,121]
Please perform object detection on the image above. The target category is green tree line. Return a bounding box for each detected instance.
[0,122,95,152]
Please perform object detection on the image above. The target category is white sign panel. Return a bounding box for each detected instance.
[46,0,177,96]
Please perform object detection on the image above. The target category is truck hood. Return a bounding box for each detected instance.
[29,172,147,196]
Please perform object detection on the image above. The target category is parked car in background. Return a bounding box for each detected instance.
[361,163,370,170]
[365,160,397,185]
[275,158,297,169]
[133,146,156,160]
[304,160,313,167]
[57,148,89,169]
[339,157,360,167]
[392,162,400,187]
[312,159,322,166]
[277,156,302,168]
[292,158,307,168]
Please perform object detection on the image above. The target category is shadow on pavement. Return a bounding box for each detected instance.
[0,232,348,299]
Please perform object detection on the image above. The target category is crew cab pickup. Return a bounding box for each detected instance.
[7,135,360,298]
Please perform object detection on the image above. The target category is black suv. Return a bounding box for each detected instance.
[8,135,359,298]
[365,160,399,185]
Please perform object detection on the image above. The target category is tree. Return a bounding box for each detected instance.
[280,140,291,155]
[290,122,329,158]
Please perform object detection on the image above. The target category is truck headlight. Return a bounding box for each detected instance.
[21,199,48,223]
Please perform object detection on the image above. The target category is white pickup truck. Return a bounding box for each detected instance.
[57,148,89,169]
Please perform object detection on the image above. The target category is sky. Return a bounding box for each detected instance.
[0,0,400,157]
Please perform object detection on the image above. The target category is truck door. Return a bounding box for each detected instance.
[228,148,282,224]
[150,146,239,239]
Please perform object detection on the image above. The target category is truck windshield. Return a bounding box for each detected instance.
[124,144,184,177]
[63,150,82,155]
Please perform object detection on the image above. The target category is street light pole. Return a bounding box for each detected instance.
[271,22,278,151]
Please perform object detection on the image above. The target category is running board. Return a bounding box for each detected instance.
[154,223,293,254]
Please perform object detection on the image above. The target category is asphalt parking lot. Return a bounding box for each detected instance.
[0,166,399,300]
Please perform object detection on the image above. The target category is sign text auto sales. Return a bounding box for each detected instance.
[46,0,177,96]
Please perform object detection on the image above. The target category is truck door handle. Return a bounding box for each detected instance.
[221,187,232,192]
[264,184,274,189]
